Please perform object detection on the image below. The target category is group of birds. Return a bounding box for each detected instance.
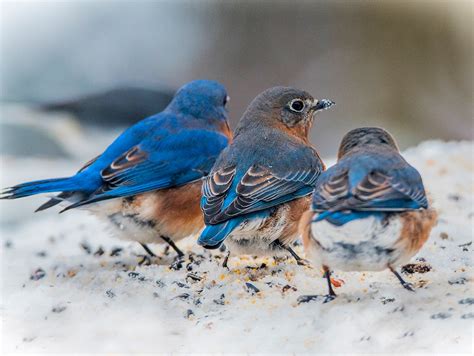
[1,80,437,299]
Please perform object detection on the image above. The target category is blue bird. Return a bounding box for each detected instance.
[300,127,437,299]
[198,86,334,268]
[1,80,232,266]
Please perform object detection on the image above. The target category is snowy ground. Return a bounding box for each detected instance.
[0,140,473,353]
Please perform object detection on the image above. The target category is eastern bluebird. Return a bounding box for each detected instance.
[1,80,232,267]
[300,127,437,299]
[198,86,334,267]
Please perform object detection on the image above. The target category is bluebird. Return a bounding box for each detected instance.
[198,86,334,267]
[300,127,437,299]
[1,80,232,266]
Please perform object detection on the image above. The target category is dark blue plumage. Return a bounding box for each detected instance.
[198,86,334,255]
[1,80,231,211]
[311,127,428,226]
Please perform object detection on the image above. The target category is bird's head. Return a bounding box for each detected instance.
[167,80,230,124]
[237,86,334,142]
[337,127,399,159]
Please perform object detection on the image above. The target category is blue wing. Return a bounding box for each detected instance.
[64,129,229,210]
[198,161,322,247]
[202,164,320,225]
[312,152,428,213]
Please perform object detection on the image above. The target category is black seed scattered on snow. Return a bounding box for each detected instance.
[93,247,105,257]
[173,281,190,289]
[245,282,260,294]
[297,295,328,304]
[156,280,166,288]
[30,268,46,281]
[186,273,202,282]
[459,298,474,305]
[431,312,452,319]
[106,290,115,298]
[282,285,297,293]
[461,313,474,319]
[448,194,461,201]
[213,294,225,305]
[184,309,194,319]
[381,297,396,304]
[173,293,190,300]
[128,272,140,279]
[52,305,67,313]
[448,277,468,285]
[110,247,123,257]
[80,242,92,254]
[36,251,47,258]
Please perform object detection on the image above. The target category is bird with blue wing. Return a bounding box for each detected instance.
[198,86,334,268]
[300,127,437,300]
[1,80,232,267]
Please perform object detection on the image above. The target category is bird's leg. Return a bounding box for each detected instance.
[159,236,185,270]
[272,239,309,266]
[296,266,336,304]
[140,243,157,257]
[160,236,185,258]
[389,266,415,292]
[222,250,231,270]
[323,265,337,301]
[138,243,156,265]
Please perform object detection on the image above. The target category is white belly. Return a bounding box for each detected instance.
[84,197,160,244]
[225,205,295,256]
[308,214,406,271]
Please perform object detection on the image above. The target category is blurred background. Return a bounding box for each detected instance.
[0,0,472,162]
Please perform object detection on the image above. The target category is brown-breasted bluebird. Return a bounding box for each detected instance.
[1,80,232,267]
[198,86,334,268]
[300,127,437,300]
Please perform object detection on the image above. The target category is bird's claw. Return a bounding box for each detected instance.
[402,282,415,292]
[297,294,337,304]
[170,256,185,271]
[296,258,311,267]
[138,255,152,266]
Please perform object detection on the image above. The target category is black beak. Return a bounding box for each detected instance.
[313,99,335,111]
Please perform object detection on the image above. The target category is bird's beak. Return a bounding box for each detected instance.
[312,99,335,111]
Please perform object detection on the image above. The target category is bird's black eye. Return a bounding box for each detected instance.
[289,99,305,112]
[223,95,230,107]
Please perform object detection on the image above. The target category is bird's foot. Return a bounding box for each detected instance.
[297,294,337,304]
[138,254,153,266]
[169,255,185,271]
[401,281,415,292]
[222,251,231,270]
[296,258,311,267]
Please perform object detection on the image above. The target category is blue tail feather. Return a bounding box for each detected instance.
[198,218,244,249]
[0,176,82,200]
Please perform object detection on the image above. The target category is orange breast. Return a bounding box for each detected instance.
[279,196,312,246]
[397,208,438,255]
[131,180,204,240]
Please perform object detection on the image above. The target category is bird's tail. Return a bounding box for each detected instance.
[198,218,243,249]
[0,176,82,200]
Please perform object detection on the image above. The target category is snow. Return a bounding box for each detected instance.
[0,140,473,353]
